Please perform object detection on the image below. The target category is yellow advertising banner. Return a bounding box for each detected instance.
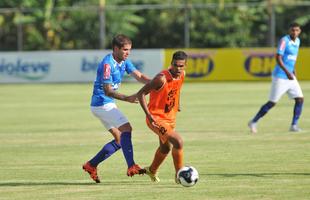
[164,48,310,81]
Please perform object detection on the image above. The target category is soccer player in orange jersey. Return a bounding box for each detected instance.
[137,51,187,183]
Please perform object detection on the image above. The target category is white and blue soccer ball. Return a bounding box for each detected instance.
[177,166,199,187]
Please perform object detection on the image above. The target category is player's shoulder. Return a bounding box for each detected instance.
[124,58,133,64]
[99,54,114,69]
[155,71,166,81]
[280,35,289,42]
[151,72,166,89]
[102,53,114,64]
[151,71,166,84]
[124,58,135,69]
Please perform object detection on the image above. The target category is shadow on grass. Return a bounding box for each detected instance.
[0,180,161,187]
[0,182,95,187]
[202,172,310,178]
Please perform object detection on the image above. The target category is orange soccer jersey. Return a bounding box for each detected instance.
[146,69,185,141]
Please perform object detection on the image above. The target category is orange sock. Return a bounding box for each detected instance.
[172,148,184,173]
[150,147,168,173]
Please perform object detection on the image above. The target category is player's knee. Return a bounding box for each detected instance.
[295,97,304,104]
[267,101,276,108]
[160,145,171,154]
[118,123,132,132]
[176,137,183,149]
[172,136,183,149]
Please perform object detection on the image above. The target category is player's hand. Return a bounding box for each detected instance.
[287,73,294,80]
[147,115,160,129]
[125,93,138,103]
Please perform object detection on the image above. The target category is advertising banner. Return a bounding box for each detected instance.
[164,48,310,81]
[1,48,309,83]
[0,50,163,83]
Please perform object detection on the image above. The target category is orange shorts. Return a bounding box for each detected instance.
[146,118,176,143]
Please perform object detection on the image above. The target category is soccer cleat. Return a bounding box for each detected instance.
[289,124,302,132]
[127,164,145,177]
[144,167,160,182]
[248,121,257,134]
[82,162,100,183]
[175,175,180,184]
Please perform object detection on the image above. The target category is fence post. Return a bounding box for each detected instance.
[99,0,106,49]
[184,1,190,48]
[17,9,23,51]
[268,0,276,47]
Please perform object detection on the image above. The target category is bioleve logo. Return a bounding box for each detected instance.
[81,57,144,72]
[81,57,99,72]
[0,58,50,80]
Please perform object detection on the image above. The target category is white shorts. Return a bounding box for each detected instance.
[269,77,303,102]
[91,103,129,130]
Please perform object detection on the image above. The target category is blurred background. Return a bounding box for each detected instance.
[0,0,309,51]
[0,0,309,83]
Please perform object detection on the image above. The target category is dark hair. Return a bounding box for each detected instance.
[112,34,132,48]
[289,22,300,28]
[172,51,188,61]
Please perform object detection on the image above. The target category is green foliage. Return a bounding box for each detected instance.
[0,0,309,50]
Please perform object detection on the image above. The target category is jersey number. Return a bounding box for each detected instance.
[165,89,177,113]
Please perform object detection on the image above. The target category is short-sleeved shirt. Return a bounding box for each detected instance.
[272,35,300,79]
[91,53,136,106]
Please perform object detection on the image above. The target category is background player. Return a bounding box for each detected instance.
[248,22,304,133]
[83,34,150,183]
[137,51,187,183]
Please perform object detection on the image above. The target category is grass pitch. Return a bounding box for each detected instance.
[0,82,309,200]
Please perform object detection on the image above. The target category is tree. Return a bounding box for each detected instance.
[0,0,309,50]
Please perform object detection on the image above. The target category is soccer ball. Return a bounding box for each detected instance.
[177,166,199,187]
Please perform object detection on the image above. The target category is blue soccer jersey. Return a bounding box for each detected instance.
[272,35,300,79]
[91,53,136,106]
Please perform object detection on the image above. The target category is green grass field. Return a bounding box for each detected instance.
[0,82,309,200]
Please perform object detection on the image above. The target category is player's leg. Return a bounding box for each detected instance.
[88,128,121,167]
[83,104,123,183]
[167,131,184,184]
[248,77,286,133]
[144,119,172,182]
[118,122,144,176]
[88,104,123,167]
[93,103,142,176]
[145,139,171,182]
[83,129,121,183]
[167,132,184,174]
[290,97,304,131]
[152,140,171,172]
[288,79,304,131]
[250,101,276,123]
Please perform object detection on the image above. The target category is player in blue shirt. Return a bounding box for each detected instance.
[248,22,304,133]
[83,34,150,183]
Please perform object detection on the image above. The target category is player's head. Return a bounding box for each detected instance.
[112,34,132,62]
[289,22,301,40]
[170,51,187,78]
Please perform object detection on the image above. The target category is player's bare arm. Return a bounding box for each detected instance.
[178,70,185,112]
[131,70,151,84]
[103,83,138,103]
[137,74,166,127]
[276,54,294,80]
[178,92,181,112]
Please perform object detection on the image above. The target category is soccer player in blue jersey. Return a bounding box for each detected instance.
[83,34,150,183]
[248,22,304,133]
